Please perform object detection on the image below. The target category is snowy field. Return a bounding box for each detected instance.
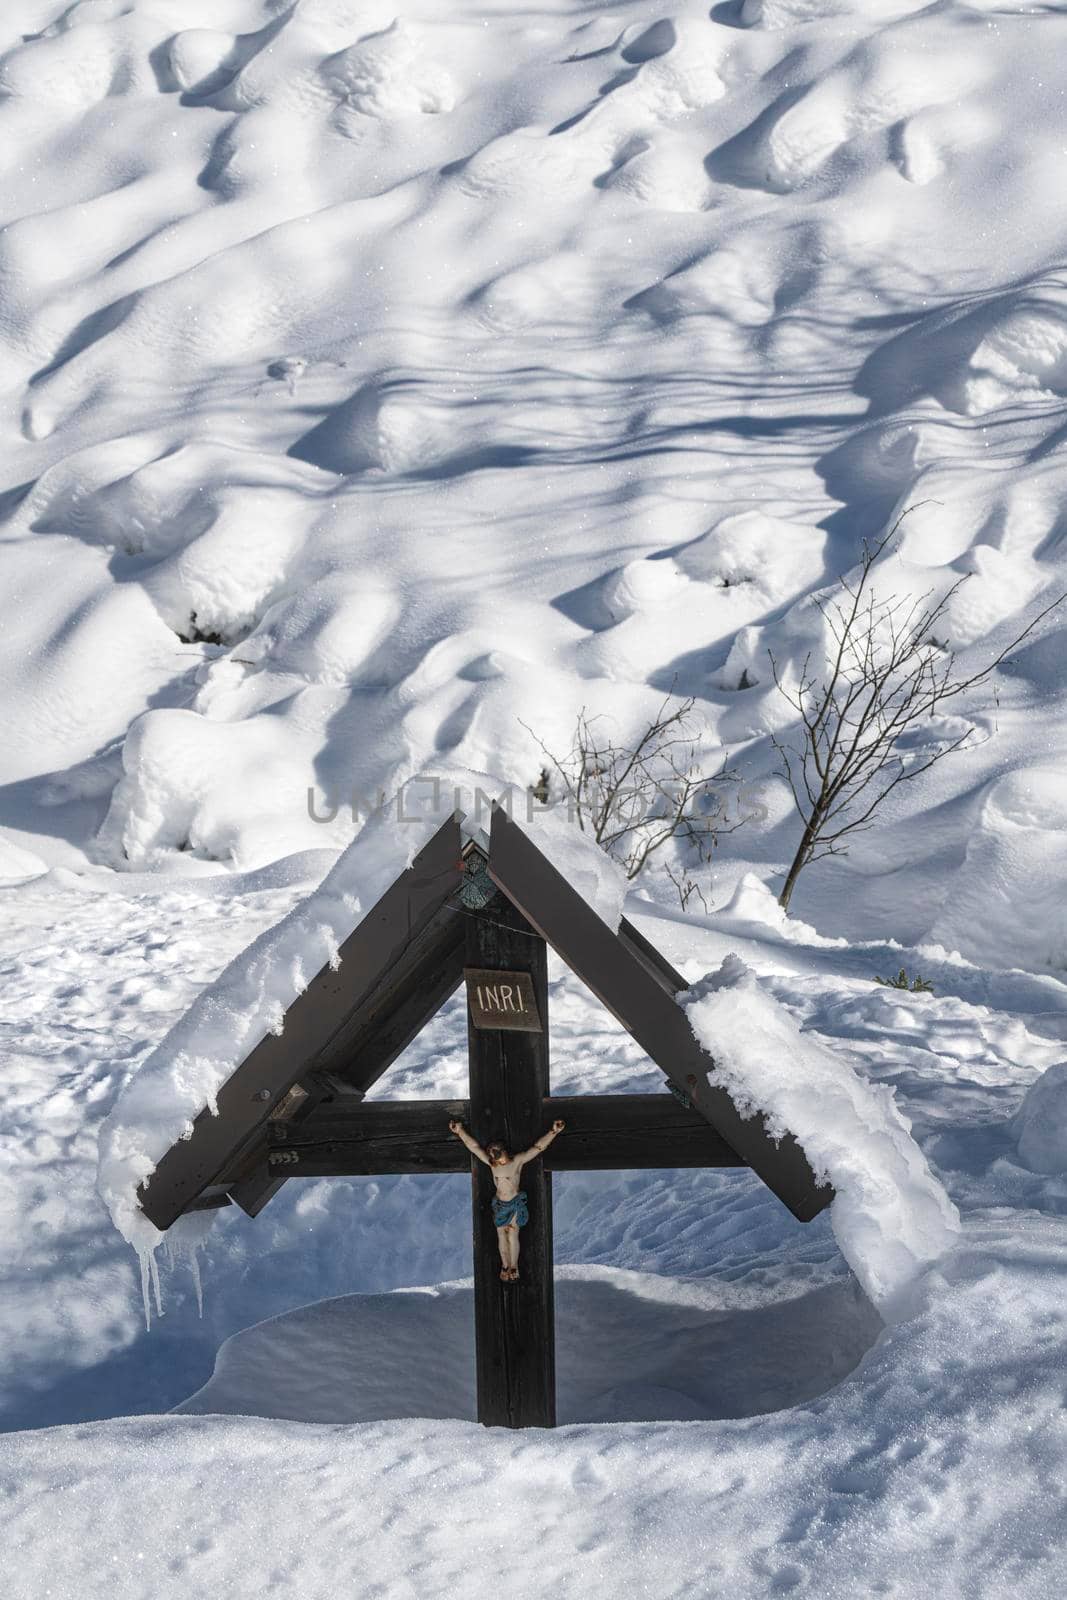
[2,0,1067,1595]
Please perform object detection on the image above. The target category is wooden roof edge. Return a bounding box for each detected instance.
[485,804,832,1223]
[138,810,467,1230]
[617,916,687,996]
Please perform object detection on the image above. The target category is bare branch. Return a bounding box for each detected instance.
[769,508,1066,911]
[522,699,743,895]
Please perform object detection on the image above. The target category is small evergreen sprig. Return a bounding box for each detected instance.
[875,968,934,994]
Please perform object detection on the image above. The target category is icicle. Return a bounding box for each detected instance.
[137,1244,160,1332]
[166,1208,216,1320]
[150,1249,163,1320]
[138,1247,151,1331]
[136,1215,209,1330]
[189,1247,204,1319]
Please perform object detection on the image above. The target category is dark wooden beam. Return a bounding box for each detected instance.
[210,906,467,1216]
[307,903,466,1094]
[467,894,555,1429]
[227,1170,287,1219]
[213,1092,314,1218]
[181,1188,232,1213]
[263,1094,746,1176]
[548,1092,745,1170]
[267,1097,467,1177]
[618,916,686,995]
[138,813,465,1230]
[487,807,833,1223]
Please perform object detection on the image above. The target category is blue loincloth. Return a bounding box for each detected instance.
[491,1191,529,1229]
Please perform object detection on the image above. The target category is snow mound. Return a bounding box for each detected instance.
[1013,1062,1067,1176]
[4,1210,1066,1600]
[0,834,47,885]
[684,956,960,1318]
[174,1267,880,1425]
[930,765,1067,975]
[964,299,1067,414]
[861,283,1067,418]
[741,0,929,30]
[164,27,245,95]
[675,511,826,598]
[320,20,455,126]
[717,871,847,948]
[741,16,988,193]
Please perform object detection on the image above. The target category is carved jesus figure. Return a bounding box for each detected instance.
[448,1118,565,1281]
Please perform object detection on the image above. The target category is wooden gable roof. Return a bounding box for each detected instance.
[138,806,831,1231]
[486,806,830,1222]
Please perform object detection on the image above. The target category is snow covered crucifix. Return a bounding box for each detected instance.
[131,808,832,1429]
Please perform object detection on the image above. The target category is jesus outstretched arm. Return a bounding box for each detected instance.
[448,1119,491,1165]
[518,1119,565,1166]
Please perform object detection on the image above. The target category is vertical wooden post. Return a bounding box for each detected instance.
[466,893,555,1429]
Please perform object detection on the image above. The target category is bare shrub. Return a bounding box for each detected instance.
[771,517,1065,911]
[522,694,741,908]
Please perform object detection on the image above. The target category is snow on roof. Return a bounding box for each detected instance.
[683,956,961,1320]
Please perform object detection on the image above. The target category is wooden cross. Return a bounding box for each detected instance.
[139,811,830,1431]
[265,891,743,1429]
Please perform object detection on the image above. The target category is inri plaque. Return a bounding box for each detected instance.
[465,967,543,1032]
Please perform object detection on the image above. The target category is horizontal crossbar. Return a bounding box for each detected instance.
[265,1093,747,1177]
